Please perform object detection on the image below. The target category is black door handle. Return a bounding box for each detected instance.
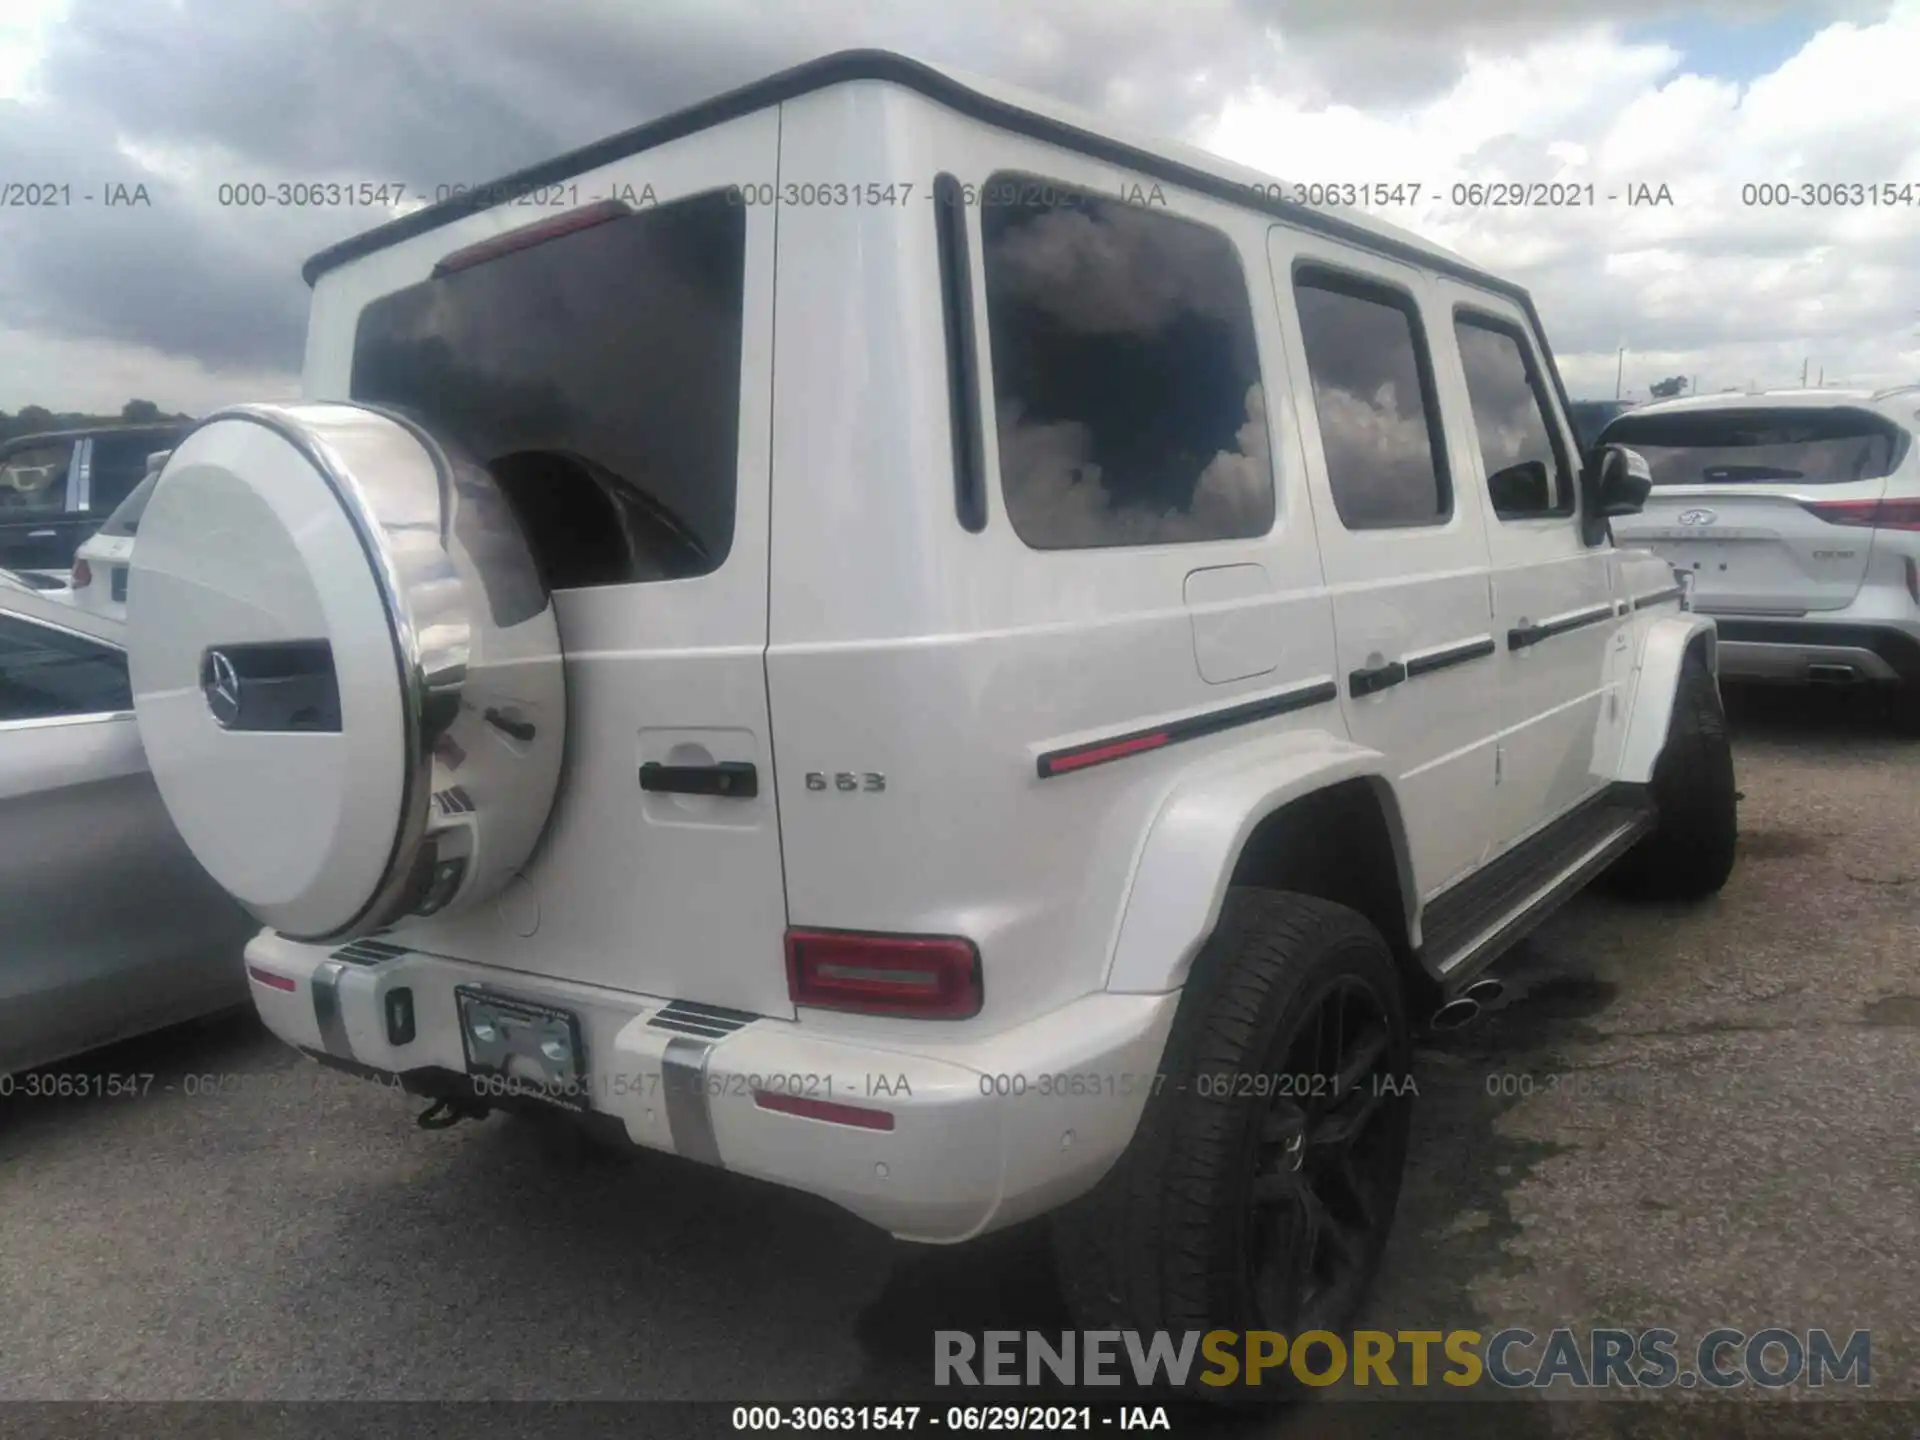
[639,760,758,798]
[1508,623,1546,650]
[1348,660,1407,697]
[483,707,536,743]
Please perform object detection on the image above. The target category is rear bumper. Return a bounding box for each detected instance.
[1708,618,1920,685]
[243,931,1178,1243]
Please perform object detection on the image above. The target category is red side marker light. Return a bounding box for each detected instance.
[247,965,297,993]
[1038,730,1170,777]
[752,1089,896,1131]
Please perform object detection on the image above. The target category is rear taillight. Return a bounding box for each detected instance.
[785,928,982,1019]
[1800,498,1920,530]
[247,965,297,992]
[70,558,91,588]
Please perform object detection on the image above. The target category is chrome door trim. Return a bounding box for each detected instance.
[0,709,135,733]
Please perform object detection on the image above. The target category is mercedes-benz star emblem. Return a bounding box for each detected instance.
[203,649,242,728]
[1676,509,1718,527]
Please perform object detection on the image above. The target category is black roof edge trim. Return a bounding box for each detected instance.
[300,57,1559,375]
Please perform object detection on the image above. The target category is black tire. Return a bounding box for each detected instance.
[1050,889,1413,1402]
[1607,647,1737,900]
[1889,681,1920,738]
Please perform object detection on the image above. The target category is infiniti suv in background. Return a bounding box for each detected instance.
[1605,386,1920,729]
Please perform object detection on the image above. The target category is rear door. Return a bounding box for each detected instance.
[312,111,793,1015]
[1608,406,1900,614]
[1435,284,1618,845]
[1270,234,1501,898]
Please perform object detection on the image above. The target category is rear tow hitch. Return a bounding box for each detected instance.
[417,1096,490,1131]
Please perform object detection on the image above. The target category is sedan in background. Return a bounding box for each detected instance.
[0,567,256,1076]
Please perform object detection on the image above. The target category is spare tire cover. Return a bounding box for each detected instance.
[127,402,565,942]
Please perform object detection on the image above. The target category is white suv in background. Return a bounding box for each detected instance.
[1607,387,1920,729]
[69,449,171,621]
[116,51,1735,1384]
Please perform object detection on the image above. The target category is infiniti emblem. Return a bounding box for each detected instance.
[1676,509,1718,527]
[202,649,242,728]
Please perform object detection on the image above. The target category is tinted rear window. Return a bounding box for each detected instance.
[350,191,747,586]
[1603,407,1907,487]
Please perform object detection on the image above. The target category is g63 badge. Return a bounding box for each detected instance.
[806,772,886,793]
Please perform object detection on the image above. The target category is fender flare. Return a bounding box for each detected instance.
[1617,614,1718,784]
[1103,730,1416,995]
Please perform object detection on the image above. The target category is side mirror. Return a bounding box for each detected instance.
[1587,443,1652,517]
[1487,459,1551,516]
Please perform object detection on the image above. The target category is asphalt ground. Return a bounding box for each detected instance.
[2,685,1915,1439]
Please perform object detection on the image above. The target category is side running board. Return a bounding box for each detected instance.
[1418,784,1655,984]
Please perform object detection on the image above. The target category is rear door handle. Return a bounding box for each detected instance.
[638,760,758,798]
[1348,660,1407,697]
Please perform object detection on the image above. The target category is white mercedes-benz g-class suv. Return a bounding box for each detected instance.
[124,51,1735,1354]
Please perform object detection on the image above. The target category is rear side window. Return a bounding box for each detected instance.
[350,191,747,588]
[979,173,1274,549]
[1293,269,1450,530]
[1453,313,1572,519]
[0,614,131,721]
[100,473,158,537]
[1603,407,1908,487]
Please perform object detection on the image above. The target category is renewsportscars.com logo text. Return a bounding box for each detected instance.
[935,1328,1871,1390]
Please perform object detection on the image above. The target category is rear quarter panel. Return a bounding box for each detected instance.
[763,85,1347,1038]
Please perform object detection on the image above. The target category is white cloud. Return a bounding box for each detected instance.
[0,0,68,102]
[1203,1,1920,397]
[2,0,1917,412]
[0,323,297,413]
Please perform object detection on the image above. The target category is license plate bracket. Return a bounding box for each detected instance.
[455,986,589,1112]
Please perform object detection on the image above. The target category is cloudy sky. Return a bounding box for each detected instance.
[1,0,1915,415]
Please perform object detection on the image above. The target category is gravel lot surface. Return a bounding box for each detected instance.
[2,687,1914,1438]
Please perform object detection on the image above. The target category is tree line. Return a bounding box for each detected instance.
[0,400,194,446]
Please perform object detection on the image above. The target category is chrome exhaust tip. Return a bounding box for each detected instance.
[1430,997,1481,1032]
[1463,977,1505,1006]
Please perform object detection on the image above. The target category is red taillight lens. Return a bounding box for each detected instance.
[70,558,91,588]
[785,929,982,1019]
[1801,498,1920,531]
[247,965,297,993]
